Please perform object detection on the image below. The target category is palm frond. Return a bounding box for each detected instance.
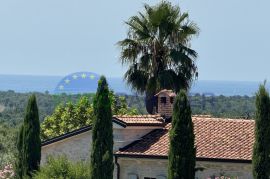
[139,53,152,68]
[124,64,149,93]
[127,16,152,40]
[178,22,200,43]
[118,38,144,64]
[158,70,178,90]
[178,12,189,24]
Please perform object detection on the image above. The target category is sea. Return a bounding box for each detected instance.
[0,74,264,96]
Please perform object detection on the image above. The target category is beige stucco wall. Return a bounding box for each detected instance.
[117,158,253,179]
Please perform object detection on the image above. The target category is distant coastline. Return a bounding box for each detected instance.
[0,74,264,96]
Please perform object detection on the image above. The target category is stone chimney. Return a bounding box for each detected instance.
[155,89,176,119]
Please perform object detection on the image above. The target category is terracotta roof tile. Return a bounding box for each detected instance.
[155,89,176,97]
[113,115,165,126]
[116,117,255,161]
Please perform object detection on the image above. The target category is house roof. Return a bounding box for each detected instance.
[113,115,165,127]
[115,117,255,162]
[42,115,165,146]
[42,125,92,147]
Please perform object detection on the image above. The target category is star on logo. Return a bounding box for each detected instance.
[59,85,64,90]
[72,75,78,80]
[81,73,87,79]
[64,79,70,84]
[90,74,95,79]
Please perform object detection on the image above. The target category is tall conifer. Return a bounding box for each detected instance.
[168,90,196,179]
[16,126,24,178]
[90,76,113,179]
[16,95,41,178]
[252,84,270,178]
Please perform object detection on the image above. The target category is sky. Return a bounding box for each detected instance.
[0,0,269,81]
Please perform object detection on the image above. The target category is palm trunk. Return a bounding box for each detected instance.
[145,92,157,114]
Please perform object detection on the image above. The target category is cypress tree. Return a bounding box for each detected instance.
[252,84,270,178]
[90,76,113,179]
[168,90,196,179]
[16,126,24,178]
[16,95,41,178]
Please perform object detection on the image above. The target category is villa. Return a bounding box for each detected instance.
[41,90,254,179]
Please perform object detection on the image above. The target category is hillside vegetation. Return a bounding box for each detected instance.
[0,91,255,127]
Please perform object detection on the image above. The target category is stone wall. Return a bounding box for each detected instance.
[117,158,168,179]
[117,158,253,179]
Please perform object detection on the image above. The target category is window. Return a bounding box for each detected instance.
[170,97,174,104]
[157,175,166,179]
[160,97,166,104]
[128,174,138,179]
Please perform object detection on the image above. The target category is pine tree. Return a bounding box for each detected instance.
[252,84,270,178]
[90,76,113,179]
[168,90,196,179]
[16,95,41,178]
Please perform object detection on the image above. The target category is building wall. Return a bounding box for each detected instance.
[41,131,92,165]
[117,158,168,179]
[117,158,253,179]
[41,125,160,165]
[113,127,158,152]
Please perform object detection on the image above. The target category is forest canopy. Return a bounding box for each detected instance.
[0,91,255,128]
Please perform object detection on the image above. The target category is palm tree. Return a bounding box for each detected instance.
[118,1,199,113]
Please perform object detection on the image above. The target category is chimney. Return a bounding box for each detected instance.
[155,89,176,119]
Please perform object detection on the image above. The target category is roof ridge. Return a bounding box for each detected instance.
[113,114,162,118]
[42,125,92,146]
[192,117,254,122]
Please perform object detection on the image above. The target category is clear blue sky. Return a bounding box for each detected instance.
[0,0,269,81]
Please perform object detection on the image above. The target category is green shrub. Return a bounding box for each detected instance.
[33,156,90,179]
[0,124,16,169]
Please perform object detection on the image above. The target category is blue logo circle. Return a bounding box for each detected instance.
[54,72,100,94]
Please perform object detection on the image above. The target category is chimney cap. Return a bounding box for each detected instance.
[155,89,176,97]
